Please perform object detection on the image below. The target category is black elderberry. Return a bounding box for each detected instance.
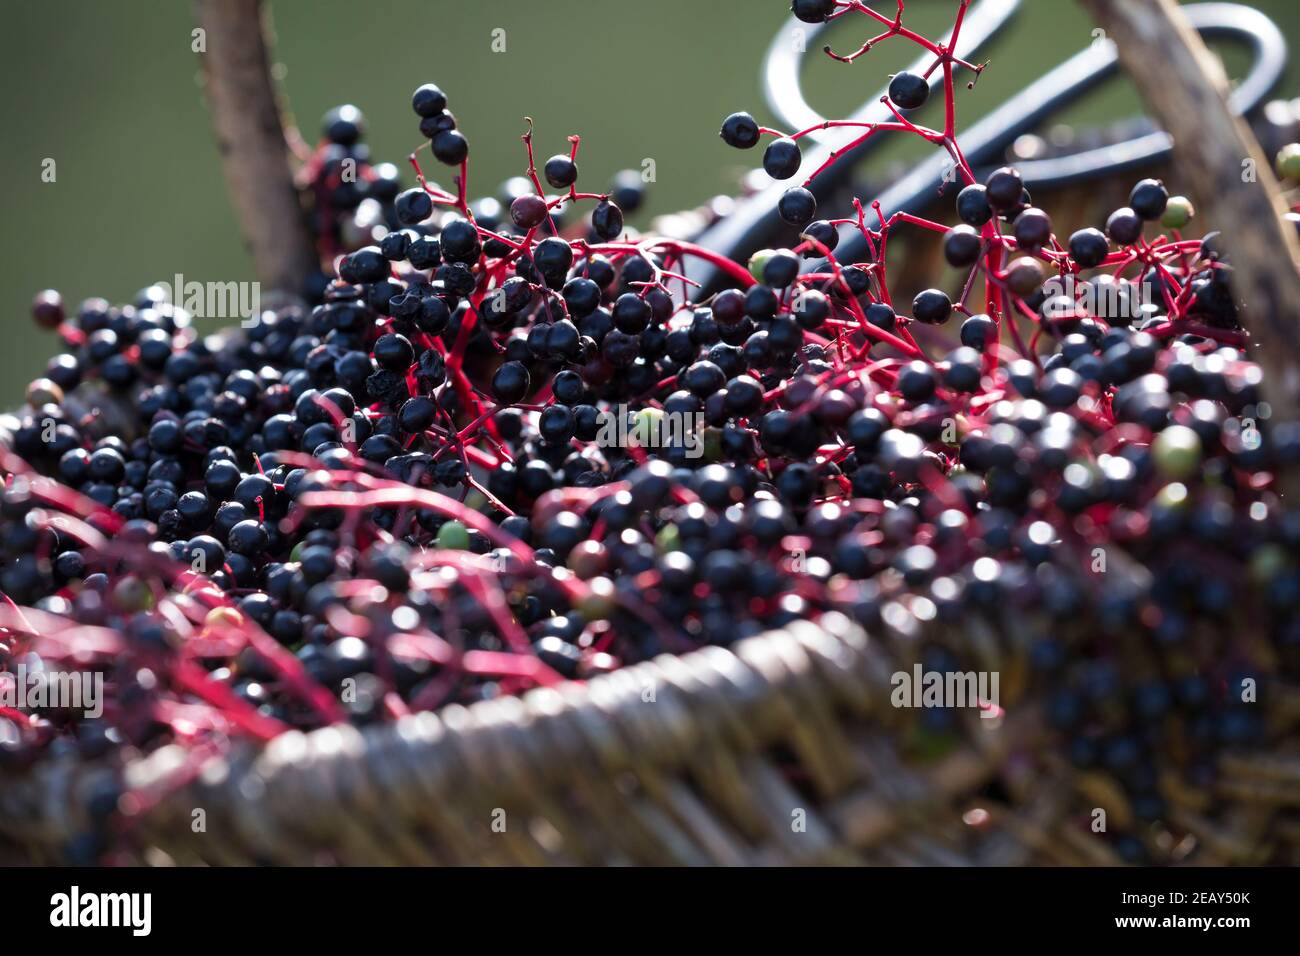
[419,110,457,140]
[544,155,578,189]
[1013,208,1052,250]
[491,362,530,404]
[412,83,447,118]
[944,225,982,267]
[762,137,802,179]
[591,200,624,241]
[682,360,726,398]
[612,293,651,334]
[1106,207,1143,245]
[802,220,839,257]
[322,104,364,146]
[896,361,937,402]
[944,347,983,392]
[984,166,1023,212]
[888,71,929,110]
[778,187,816,226]
[863,302,896,333]
[1069,227,1109,269]
[1129,178,1169,221]
[373,333,415,371]
[562,278,601,317]
[720,111,760,149]
[760,250,799,289]
[226,519,269,556]
[792,0,835,23]
[793,288,830,330]
[539,405,576,444]
[432,129,469,166]
[394,189,434,227]
[956,183,993,227]
[911,288,952,325]
[546,319,581,359]
[533,237,574,284]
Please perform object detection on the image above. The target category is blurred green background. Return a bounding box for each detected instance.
[2,0,1299,404]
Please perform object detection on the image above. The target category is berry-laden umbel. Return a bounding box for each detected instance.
[1,0,1298,866]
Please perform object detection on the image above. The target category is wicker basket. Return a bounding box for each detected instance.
[4,605,1296,866]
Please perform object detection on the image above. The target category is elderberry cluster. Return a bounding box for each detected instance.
[0,0,1298,866]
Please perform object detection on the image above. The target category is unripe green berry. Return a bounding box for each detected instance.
[1276,143,1300,181]
[1153,425,1202,480]
[747,249,776,282]
[436,519,470,550]
[1160,195,1194,230]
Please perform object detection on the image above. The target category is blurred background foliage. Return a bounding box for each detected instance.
[2,0,1298,402]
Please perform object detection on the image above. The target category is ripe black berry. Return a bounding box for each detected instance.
[865,302,896,332]
[409,235,442,271]
[1005,257,1044,296]
[1129,178,1169,221]
[720,112,760,149]
[31,290,64,329]
[322,105,364,146]
[944,347,983,392]
[612,293,651,333]
[533,237,573,283]
[984,166,1023,213]
[956,184,993,226]
[794,289,831,330]
[838,265,871,297]
[912,289,952,325]
[395,189,433,226]
[548,322,583,362]
[888,71,929,110]
[944,225,982,267]
[1106,207,1143,245]
[744,284,779,320]
[538,405,575,443]
[683,360,726,397]
[791,0,835,22]
[1013,208,1052,250]
[544,155,578,189]
[411,83,447,117]
[763,249,801,288]
[148,419,184,454]
[418,296,451,334]
[439,219,480,261]
[227,519,269,556]
[88,447,125,483]
[591,200,624,241]
[432,129,469,166]
[562,277,601,317]
[608,170,645,213]
[380,229,414,262]
[1069,227,1109,269]
[763,137,802,179]
[778,187,816,226]
[802,220,839,257]
[373,333,414,371]
[897,361,937,401]
[960,313,997,349]
[491,361,530,404]
[419,110,457,139]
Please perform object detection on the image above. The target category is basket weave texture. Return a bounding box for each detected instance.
[3,607,1296,866]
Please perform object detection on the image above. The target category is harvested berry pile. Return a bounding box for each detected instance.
[2,0,1299,864]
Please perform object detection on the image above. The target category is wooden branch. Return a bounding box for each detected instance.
[1080,0,1300,500]
[195,0,316,297]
